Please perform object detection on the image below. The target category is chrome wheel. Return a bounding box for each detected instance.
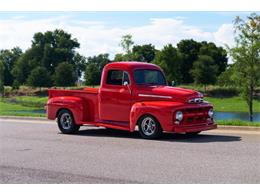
[60,113,72,130]
[141,117,156,136]
[57,109,80,134]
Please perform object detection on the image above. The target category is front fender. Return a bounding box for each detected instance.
[47,96,85,124]
[130,101,184,132]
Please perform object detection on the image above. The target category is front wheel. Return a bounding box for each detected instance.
[138,115,162,139]
[57,109,80,134]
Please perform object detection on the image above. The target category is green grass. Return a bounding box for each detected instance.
[217,120,260,127]
[205,96,260,112]
[0,96,48,117]
[0,98,46,117]
[13,96,48,107]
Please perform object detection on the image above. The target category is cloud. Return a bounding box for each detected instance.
[213,23,234,47]
[0,16,235,59]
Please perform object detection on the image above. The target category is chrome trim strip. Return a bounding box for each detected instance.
[138,94,172,99]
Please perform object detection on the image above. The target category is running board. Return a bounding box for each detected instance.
[96,120,130,131]
[79,120,131,131]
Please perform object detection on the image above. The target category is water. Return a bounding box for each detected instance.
[215,112,260,122]
[16,109,46,114]
[16,110,260,122]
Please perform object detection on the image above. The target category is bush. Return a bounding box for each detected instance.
[54,62,76,87]
[3,86,12,96]
[178,84,239,97]
[12,80,20,89]
[190,55,218,92]
[27,66,52,88]
[0,61,4,97]
[206,86,239,97]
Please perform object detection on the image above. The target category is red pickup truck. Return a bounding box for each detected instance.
[47,62,217,139]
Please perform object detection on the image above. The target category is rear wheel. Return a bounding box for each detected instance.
[138,115,162,139]
[57,109,80,134]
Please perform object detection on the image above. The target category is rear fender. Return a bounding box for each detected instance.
[47,96,84,124]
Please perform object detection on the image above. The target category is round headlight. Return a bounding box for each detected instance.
[176,111,183,121]
[208,108,214,118]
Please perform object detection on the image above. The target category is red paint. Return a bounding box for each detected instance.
[47,62,217,133]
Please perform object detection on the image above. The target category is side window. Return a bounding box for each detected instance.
[106,70,123,85]
[123,71,130,84]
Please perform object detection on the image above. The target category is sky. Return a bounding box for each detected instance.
[0,12,257,59]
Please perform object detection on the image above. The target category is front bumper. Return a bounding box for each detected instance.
[173,122,217,133]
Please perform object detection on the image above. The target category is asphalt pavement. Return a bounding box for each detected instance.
[0,118,259,183]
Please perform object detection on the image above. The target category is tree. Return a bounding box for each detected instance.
[85,54,110,86]
[73,53,87,79]
[199,42,228,75]
[0,47,22,86]
[12,47,42,86]
[0,60,4,97]
[177,39,228,84]
[114,53,127,62]
[190,55,218,93]
[177,39,202,83]
[27,66,52,88]
[53,62,77,87]
[132,44,156,62]
[228,13,260,121]
[217,65,236,86]
[12,29,80,87]
[117,34,134,61]
[153,44,182,84]
[32,29,80,75]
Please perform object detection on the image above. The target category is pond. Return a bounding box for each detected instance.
[15,109,260,122]
[215,111,260,122]
[15,109,46,114]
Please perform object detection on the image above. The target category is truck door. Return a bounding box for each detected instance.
[99,70,132,122]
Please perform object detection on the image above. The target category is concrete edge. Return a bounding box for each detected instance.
[217,125,260,131]
[0,116,48,121]
[0,116,259,131]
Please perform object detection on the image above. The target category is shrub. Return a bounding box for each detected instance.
[27,66,52,88]
[54,62,76,87]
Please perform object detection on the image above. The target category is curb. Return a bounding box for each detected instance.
[217,125,260,131]
[0,116,259,131]
[0,116,48,121]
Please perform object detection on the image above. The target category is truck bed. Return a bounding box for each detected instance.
[48,87,99,98]
[48,87,99,122]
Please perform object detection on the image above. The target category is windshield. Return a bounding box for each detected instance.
[134,69,167,85]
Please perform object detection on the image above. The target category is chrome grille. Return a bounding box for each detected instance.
[188,98,203,104]
[182,107,209,125]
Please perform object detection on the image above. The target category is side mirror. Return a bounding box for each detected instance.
[171,80,175,86]
[123,81,131,94]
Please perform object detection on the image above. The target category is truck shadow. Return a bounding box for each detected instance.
[74,127,241,143]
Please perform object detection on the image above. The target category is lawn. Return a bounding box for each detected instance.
[0,96,47,117]
[205,96,260,112]
[0,100,46,117]
[13,96,48,107]
[217,119,260,127]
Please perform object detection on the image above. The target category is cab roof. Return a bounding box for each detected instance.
[104,61,161,71]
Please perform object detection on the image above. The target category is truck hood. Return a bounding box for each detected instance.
[137,86,203,103]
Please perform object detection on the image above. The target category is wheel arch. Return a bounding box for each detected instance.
[56,108,72,117]
[136,113,162,131]
[130,102,172,132]
[48,96,85,124]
